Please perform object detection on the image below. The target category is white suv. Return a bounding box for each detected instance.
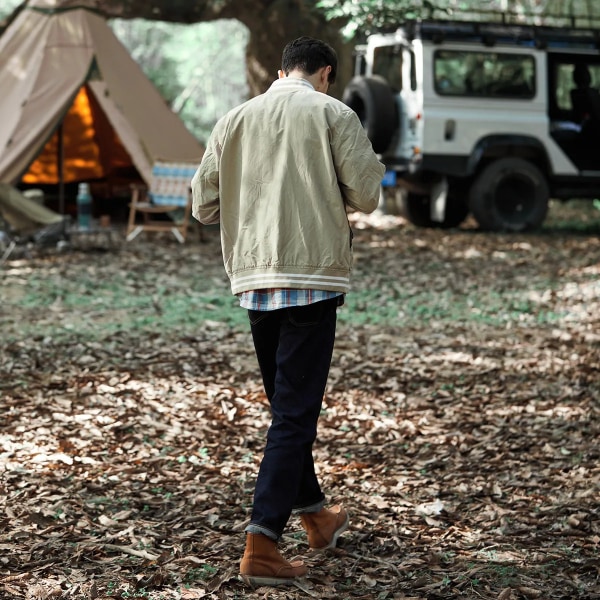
[343,20,600,231]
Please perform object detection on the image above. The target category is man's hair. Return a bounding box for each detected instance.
[281,36,338,84]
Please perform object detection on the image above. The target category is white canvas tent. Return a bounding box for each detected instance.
[0,0,203,208]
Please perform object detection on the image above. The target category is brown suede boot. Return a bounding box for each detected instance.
[239,532,307,586]
[300,504,349,550]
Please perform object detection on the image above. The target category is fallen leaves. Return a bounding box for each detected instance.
[1,216,599,599]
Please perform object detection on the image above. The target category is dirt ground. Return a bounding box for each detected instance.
[1,207,599,599]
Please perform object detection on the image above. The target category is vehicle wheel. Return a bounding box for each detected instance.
[399,192,435,227]
[469,158,549,232]
[342,76,397,154]
[399,191,469,228]
[439,191,469,229]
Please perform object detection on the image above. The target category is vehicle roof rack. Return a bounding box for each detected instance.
[425,6,600,29]
[402,18,600,51]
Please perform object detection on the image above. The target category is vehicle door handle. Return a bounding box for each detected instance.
[445,120,456,141]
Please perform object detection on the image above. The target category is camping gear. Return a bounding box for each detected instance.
[126,162,198,243]
[76,183,92,229]
[0,0,203,212]
[0,183,70,261]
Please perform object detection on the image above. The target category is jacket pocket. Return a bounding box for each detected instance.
[248,310,271,326]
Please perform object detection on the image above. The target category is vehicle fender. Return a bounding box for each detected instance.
[466,135,551,176]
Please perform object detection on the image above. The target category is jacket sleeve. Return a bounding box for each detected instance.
[191,123,223,225]
[332,110,385,214]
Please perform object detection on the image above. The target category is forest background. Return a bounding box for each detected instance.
[2,0,599,144]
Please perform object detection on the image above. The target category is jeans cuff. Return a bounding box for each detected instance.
[292,499,326,515]
[245,523,279,541]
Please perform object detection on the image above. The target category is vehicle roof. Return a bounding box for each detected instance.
[372,19,600,52]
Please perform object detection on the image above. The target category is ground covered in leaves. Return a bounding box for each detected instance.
[1,206,599,600]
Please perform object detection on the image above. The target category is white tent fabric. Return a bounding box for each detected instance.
[0,0,204,186]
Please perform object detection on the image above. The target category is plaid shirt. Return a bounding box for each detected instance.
[239,288,342,311]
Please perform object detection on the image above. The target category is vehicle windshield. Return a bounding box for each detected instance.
[373,45,403,91]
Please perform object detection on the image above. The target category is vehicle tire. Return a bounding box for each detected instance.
[342,76,397,154]
[469,158,549,232]
[399,191,469,228]
[440,191,469,229]
[399,192,435,227]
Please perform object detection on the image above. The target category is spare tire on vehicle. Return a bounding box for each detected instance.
[342,76,397,154]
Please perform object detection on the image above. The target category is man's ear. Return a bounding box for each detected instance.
[317,65,332,87]
[278,69,285,79]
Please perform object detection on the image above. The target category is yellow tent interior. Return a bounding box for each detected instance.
[22,86,135,188]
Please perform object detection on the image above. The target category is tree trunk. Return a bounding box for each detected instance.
[237,1,354,98]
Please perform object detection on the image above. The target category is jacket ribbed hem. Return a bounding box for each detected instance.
[230,270,350,295]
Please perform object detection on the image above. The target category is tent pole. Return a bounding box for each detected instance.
[58,121,65,214]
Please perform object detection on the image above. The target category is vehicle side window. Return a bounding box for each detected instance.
[434,50,535,99]
[373,45,403,91]
[555,62,600,111]
[555,64,573,111]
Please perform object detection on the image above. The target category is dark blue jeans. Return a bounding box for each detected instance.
[246,297,340,540]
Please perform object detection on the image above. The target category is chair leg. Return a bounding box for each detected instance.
[126,226,144,242]
[171,227,185,243]
[126,191,140,239]
[1,240,17,262]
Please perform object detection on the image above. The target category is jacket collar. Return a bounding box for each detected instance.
[268,77,315,92]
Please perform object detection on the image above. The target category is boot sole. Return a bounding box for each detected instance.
[239,574,300,587]
[312,511,350,551]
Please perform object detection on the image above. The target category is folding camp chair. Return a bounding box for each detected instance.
[126,161,199,243]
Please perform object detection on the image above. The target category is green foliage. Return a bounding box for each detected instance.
[343,282,565,328]
[0,0,20,20]
[184,564,218,583]
[9,267,247,343]
[316,0,428,38]
[110,18,249,143]
[317,0,600,38]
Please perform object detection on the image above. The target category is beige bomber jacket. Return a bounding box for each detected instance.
[191,77,385,295]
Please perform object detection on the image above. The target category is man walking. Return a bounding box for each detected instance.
[192,36,384,586]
